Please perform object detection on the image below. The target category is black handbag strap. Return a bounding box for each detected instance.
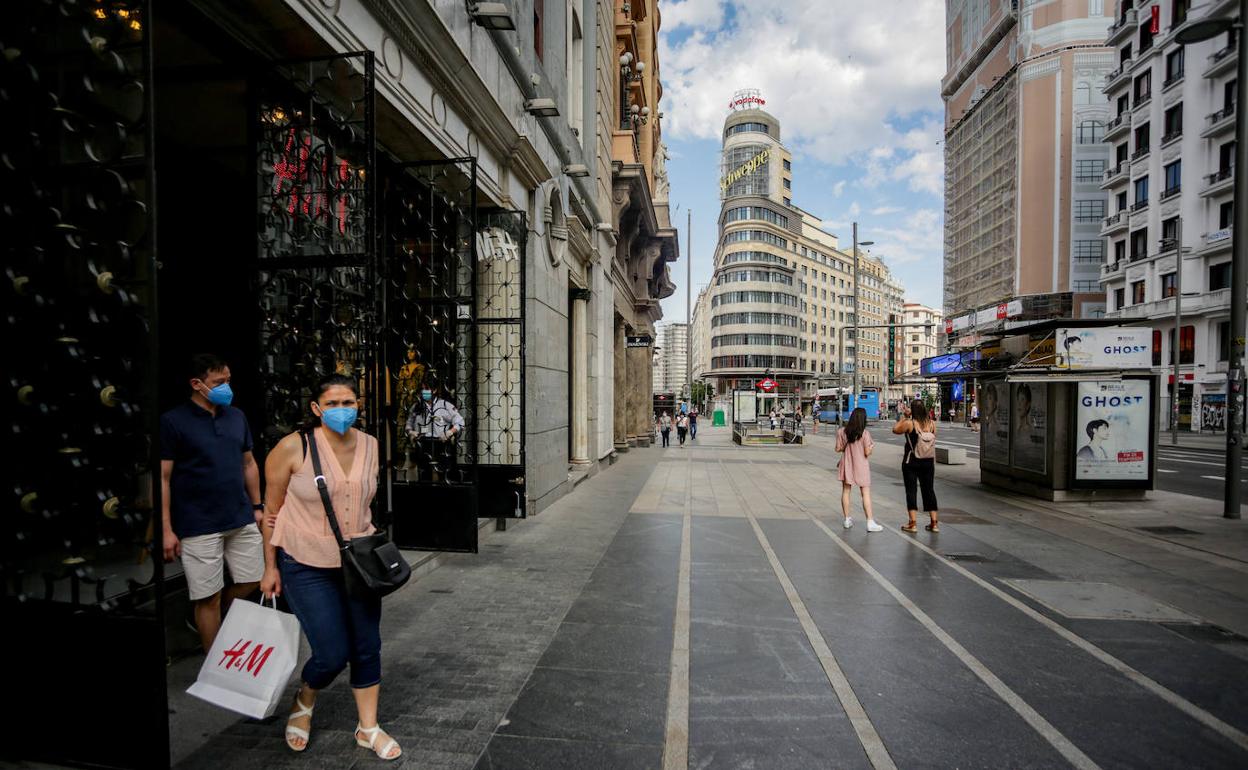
[304,429,349,552]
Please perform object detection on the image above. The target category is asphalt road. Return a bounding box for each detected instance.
[843,419,1247,502]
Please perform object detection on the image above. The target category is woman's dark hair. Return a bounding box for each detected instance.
[1017,383,1032,404]
[1085,418,1109,439]
[910,400,928,423]
[844,407,867,443]
[313,373,358,401]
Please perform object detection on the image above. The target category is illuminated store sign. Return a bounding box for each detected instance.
[728,94,766,110]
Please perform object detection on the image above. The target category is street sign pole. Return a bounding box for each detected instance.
[1227,5,1247,518]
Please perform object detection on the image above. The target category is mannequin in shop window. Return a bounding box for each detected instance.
[405,375,465,481]
[394,347,424,478]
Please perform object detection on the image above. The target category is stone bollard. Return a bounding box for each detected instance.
[936,446,967,465]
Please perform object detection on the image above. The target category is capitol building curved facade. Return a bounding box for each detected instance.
[703,92,907,411]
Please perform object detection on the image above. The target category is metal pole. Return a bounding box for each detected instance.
[686,209,692,411]
[837,325,845,424]
[852,221,860,417]
[1225,1,1247,519]
[1172,217,1182,447]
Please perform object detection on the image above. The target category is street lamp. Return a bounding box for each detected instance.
[1176,8,1244,519]
[851,221,874,422]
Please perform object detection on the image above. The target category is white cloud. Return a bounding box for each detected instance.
[662,0,729,32]
[659,0,946,196]
[832,180,846,197]
[872,208,945,272]
[870,205,903,216]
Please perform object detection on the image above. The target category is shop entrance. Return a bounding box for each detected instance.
[4,3,526,766]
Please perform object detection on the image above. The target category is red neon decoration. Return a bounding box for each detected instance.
[272,127,353,235]
[1150,5,1160,35]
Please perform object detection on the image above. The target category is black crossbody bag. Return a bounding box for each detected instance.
[303,430,411,600]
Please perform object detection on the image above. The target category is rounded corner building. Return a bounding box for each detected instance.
[706,90,810,407]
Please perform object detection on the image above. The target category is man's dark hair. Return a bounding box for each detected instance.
[189,353,228,382]
[1085,419,1109,439]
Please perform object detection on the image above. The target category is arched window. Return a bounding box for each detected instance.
[1077,119,1105,144]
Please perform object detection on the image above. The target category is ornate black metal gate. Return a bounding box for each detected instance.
[254,52,377,448]
[380,163,526,550]
[2,2,169,767]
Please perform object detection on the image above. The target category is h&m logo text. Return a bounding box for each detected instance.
[218,639,274,677]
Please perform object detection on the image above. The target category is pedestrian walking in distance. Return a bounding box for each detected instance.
[689,408,699,440]
[836,407,882,532]
[260,374,401,760]
[893,399,940,533]
[677,412,689,446]
[160,353,265,653]
[659,411,672,447]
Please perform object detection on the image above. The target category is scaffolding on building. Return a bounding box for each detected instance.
[944,68,1018,317]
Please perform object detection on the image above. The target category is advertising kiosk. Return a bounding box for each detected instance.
[977,326,1158,501]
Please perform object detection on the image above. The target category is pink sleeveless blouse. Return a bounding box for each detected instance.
[271,428,378,568]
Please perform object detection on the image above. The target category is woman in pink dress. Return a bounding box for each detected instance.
[836,407,882,532]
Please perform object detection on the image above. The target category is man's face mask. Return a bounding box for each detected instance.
[421,389,433,402]
[199,380,233,406]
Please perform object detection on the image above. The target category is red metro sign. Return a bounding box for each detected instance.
[758,378,777,392]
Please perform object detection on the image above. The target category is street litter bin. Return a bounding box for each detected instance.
[712,409,726,426]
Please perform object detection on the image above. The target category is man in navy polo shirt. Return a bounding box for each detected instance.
[160,354,264,653]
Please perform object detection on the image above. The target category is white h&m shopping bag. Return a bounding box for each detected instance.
[187,597,300,719]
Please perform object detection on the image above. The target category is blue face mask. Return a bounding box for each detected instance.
[420,390,433,402]
[204,382,233,406]
[321,406,358,435]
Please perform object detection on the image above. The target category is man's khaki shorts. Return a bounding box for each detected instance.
[180,523,265,601]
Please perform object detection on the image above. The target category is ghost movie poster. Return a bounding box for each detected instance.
[1010,382,1047,474]
[1075,380,1150,482]
[980,381,1010,459]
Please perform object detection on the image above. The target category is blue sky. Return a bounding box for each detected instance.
[656,0,947,323]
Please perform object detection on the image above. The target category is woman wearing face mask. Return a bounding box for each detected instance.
[259,374,400,761]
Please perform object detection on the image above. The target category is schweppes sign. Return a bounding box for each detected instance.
[720,147,771,193]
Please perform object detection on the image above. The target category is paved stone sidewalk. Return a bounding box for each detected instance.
[173,425,1248,769]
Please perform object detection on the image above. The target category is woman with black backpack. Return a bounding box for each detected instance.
[892,399,940,533]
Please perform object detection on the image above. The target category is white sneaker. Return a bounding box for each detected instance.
[843,518,853,529]
[866,520,883,533]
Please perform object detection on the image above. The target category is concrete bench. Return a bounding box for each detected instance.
[936,446,967,465]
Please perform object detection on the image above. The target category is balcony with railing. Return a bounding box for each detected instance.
[1206,43,1239,78]
[1163,67,1185,91]
[1131,144,1150,162]
[1160,184,1181,201]
[1131,198,1150,212]
[1202,103,1236,138]
[1100,161,1129,188]
[1160,128,1182,146]
[1101,212,1129,234]
[1107,8,1137,45]
[1133,92,1152,111]
[1104,113,1130,141]
[1202,167,1235,197]
[1104,60,1133,92]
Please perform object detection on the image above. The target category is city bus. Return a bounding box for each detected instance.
[814,388,881,423]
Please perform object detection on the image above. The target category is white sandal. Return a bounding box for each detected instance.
[355,723,402,761]
[285,694,313,752]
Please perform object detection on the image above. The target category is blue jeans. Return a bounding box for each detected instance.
[277,548,382,689]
